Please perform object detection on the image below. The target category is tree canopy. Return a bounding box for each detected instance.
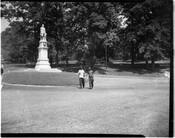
[1,1,172,69]
[120,0,172,68]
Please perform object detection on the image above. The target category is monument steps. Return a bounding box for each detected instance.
[35,68,62,72]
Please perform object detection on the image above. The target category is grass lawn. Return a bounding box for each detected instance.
[2,59,169,86]
[1,60,170,136]
[1,76,169,136]
[2,72,79,86]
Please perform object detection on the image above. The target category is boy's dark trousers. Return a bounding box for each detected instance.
[79,78,85,88]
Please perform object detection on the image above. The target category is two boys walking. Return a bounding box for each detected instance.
[78,66,94,89]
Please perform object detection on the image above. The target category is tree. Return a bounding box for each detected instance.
[1,2,123,68]
[120,2,138,65]
[1,23,28,63]
[1,1,47,62]
[131,0,172,70]
[71,2,122,68]
[120,0,172,70]
[1,2,74,66]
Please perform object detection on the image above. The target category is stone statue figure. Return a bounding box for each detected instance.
[40,24,46,38]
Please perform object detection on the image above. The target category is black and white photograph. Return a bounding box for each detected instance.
[1,0,173,137]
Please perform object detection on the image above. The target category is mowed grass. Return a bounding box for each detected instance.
[2,59,169,86]
[2,71,79,86]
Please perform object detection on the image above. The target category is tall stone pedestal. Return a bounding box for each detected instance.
[35,39,51,70]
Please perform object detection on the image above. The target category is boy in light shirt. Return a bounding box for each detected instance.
[78,66,85,88]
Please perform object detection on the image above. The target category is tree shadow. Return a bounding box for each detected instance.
[26,63,80,73]
[59,64,80,73]
[26,64,35,68]
[93,65,106,74]
[4,61,169,76]
[51,62,169,75]
[4,64,28,72]
[62,66,79,73]
[107,62,170,75]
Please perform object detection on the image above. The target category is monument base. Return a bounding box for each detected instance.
[35,59,62,72]
[35,68,62,72]
[35,59,51,70]
[35,44,51,70]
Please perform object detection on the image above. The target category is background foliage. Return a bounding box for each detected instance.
[1,1,172,70]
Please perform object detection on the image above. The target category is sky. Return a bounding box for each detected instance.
[1,18,10,33]
[1,2,11,33]
[0,17,127,33]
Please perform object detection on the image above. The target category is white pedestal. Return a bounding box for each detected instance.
[35,40,51,70]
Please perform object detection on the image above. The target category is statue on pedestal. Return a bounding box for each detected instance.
[35,23,50,70]
[35,23,62,72]
[40,24,47,40]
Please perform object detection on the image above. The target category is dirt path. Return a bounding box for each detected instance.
[1,76,169,137]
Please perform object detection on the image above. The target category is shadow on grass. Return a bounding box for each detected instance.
[57,62,169,75]
[4,61,170,76]
[61,65,79,73]
[91,61,170,76]
[108,62,169,75]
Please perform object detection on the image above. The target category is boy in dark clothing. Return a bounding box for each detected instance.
[1,64,3,75]
[1,64,3,90]
[88,67,94,89]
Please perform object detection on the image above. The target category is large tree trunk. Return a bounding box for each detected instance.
[50,56,53,66]
[49,45,53,66]
[151,58,155,71]
[56,50,59,67]
[105,47,107,74]
[66,55,68,67]
[34,23,38,63]
[66,45,69,67]
[131,16,135,66]
[107,46,109,62]
[145,59,149,69]
[131,44,135,65]
[55,38,59,67]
